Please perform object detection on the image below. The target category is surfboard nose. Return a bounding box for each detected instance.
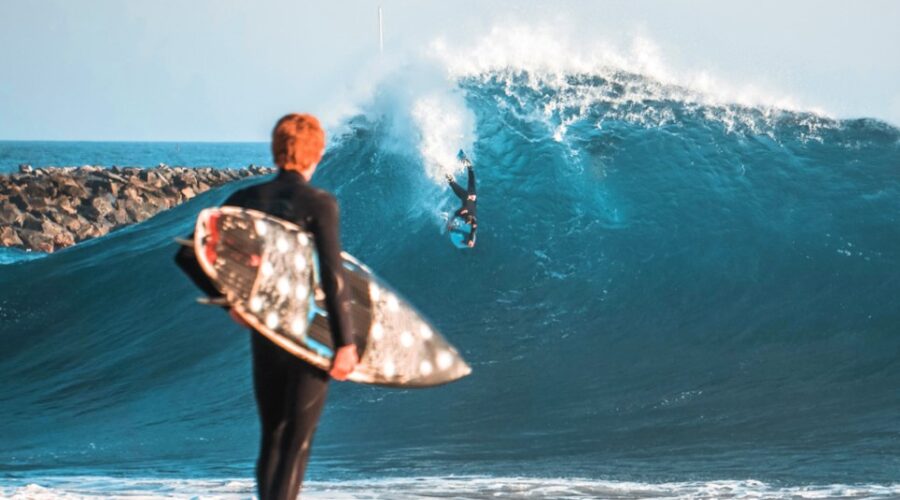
[418,350,472,387]
[456,359,473,379]
[384,338,472,388]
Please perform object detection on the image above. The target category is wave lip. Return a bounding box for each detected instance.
[431,25,816,114]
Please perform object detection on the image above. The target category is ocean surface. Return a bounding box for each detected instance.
[2,64,900,498]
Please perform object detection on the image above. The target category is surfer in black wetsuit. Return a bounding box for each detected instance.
[446,149,477,247]
[174,114,358,500]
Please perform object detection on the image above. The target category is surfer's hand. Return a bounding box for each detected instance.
[330,344,359,381]
[467,240,475,248]
[229,308,249,328]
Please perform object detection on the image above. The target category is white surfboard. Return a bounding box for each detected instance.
[192,206,471,388]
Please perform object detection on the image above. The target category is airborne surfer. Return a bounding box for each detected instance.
[446,149,477,247]
[175,113,358,500]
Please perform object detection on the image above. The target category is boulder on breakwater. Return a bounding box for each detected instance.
[0,164,276,253]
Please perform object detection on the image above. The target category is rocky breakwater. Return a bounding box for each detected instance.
[0,164,275,253]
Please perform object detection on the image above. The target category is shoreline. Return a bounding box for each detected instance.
[4,474,899,499]
[0,164,275,253]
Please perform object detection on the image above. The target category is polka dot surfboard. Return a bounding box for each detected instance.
[192,206,471,388]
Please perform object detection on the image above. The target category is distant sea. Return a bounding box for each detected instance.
[0,141,270,173]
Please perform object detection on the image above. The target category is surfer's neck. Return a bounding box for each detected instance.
[278,168,315,183]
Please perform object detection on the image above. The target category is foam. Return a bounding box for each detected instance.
[410,91,475,181]
[425,25,836,140]
[429,24,812,112]
[4,476,900,499]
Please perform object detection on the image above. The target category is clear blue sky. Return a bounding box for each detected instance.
[1,0,898,141]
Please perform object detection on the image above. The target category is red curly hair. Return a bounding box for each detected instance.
[271,113,326,173]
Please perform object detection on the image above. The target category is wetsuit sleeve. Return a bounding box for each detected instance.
[467,166,475,195]
[173,191,245,302]
[467,220,478,245]
[174,236,223,299]
[311,194,354,349]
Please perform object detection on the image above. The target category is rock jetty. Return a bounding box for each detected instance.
[1,164,275,253]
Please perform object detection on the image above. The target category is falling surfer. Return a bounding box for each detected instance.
[446,149,477,248]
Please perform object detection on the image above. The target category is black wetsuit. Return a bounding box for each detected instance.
[448,165,477,245]
[174,169,353,500]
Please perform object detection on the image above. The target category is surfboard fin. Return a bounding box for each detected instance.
[175,237,194,248]
[197,296,229,306]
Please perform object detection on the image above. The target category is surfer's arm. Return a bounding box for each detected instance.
[173,191,245,309]
[466,220,477,246]
[311,194,355,349]
[174,237,224,300]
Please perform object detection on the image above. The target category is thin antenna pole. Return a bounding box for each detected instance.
[378,6,384,54]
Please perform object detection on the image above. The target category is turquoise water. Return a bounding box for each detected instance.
[1,69,899,497]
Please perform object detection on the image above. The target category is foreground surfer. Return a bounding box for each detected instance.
[175,113,358,499]
[446,149,477,247]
